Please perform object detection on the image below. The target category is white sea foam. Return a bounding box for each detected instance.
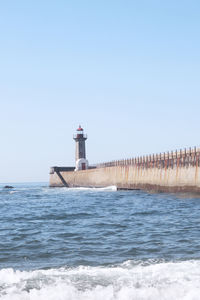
[0,260,200,299]
[48,186,117,192]
[70,185,117,191]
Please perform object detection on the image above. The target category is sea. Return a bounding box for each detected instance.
[0,182,200,300]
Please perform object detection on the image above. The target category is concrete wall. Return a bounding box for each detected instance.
[49,164,200,193]
[50,147,200,192]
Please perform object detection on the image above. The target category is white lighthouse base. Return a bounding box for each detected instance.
[75,158,89,171]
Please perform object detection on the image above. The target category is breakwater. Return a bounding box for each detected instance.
[50,147,200,192]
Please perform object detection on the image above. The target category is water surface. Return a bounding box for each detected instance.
[0,183,200,299]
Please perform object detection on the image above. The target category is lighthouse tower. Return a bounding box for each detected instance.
[73,125,89,171]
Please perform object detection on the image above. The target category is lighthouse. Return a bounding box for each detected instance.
[73,125,89,171]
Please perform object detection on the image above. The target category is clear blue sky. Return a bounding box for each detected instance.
[0,0,200,182]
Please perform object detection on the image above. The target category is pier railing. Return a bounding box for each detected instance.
[96,147,200,169]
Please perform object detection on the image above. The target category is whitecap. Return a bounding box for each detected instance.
[47,186,117,193]
[68,186,117,191]
[0,260,200,299]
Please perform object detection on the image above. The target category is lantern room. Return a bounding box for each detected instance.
[73,125,87,140]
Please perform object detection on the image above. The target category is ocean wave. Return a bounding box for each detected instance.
[45,186,117,193]
[70,186,117,191]
[0,259,200,299]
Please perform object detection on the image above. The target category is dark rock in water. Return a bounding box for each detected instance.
[4,185,14,189]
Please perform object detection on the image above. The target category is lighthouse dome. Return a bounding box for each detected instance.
[77,125,84,131]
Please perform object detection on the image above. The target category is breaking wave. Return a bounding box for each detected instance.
[68,186,117,191]
[46,186,117,192]
[0,259,200,300]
